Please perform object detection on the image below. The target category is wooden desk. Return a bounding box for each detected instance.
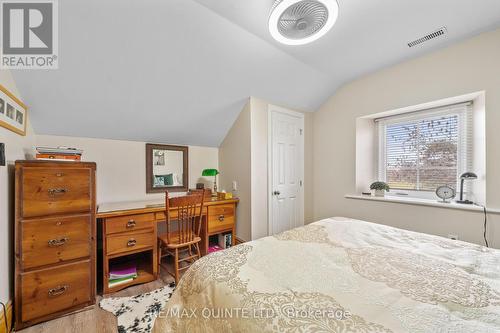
[97,197,238,294]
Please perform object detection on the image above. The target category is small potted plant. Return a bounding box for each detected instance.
[370,181,390,197]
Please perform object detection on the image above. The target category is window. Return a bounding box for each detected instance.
[377,103,472,198]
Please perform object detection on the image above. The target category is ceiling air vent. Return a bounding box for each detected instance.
[408,27,447,48]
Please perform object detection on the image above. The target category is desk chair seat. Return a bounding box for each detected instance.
[158,190,206,284]
[158,232,201,249]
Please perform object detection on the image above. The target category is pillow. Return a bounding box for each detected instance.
[154,175,165,186]
[164,173,174,186]
[154,174,173,186]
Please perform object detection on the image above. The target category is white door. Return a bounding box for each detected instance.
[269,106,304,235]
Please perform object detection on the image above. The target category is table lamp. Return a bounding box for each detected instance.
[202,169,219,197]
[456,172,477,204]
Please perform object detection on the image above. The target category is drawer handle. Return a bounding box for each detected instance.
[127,239,137,247]
[48,188,68,196]
[48,237,69,247]
[48,285,69,297]
[126,220,136,228]
[218,215,225,221]
[55,172,65,177]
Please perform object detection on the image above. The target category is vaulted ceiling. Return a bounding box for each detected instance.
[12,0,500,146]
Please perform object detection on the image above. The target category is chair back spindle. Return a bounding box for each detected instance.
[165,190,205,245]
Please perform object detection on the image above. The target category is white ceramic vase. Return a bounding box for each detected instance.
[374,189,385,197]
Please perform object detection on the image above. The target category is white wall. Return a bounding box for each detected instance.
[313,28,500,248]
[220,97,313,241]
[218,100,252,241]
[250,98,314,238]
[0,70,36,303]
[249,97,270,240]
[35,135,218,204]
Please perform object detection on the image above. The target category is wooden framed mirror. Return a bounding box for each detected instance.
[146,144,188,193]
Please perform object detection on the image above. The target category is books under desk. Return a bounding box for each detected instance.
[106,252,155,292]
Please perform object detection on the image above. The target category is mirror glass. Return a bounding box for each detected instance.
[152,149,184,188]
[146,144,188,193]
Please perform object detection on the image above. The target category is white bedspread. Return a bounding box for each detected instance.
[154,217,500,332]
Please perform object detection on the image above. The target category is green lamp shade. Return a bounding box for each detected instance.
[202,168,219,177]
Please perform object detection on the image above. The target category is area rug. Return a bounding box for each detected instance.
[99,282,175,333]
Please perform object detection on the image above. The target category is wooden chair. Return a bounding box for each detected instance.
[158,190,205,284]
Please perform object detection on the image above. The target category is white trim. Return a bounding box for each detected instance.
[361,91,483,121]
[267,105,305,236]
[345,194,500,214]
[268,109,273,236]
[268,104,305,119]
[373,101,472,122]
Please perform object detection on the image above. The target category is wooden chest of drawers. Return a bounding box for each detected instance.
[15,161,96,329]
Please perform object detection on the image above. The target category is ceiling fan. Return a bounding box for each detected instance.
[268,0,339,45]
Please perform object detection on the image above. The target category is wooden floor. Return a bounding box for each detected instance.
[16,270,175,333]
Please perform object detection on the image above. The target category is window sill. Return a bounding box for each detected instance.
[345,194,500,214]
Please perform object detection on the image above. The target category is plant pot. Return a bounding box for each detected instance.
[374,189,386,197]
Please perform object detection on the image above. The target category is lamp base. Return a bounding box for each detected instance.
[212,182,218,197]
[456,200,474,205]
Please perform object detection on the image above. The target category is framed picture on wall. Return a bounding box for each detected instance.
[0,84,27,136]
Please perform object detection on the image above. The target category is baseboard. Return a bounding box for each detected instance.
[0,300,13,333]
[235,237,246,245]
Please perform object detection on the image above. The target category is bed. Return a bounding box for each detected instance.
[153,217,500,332]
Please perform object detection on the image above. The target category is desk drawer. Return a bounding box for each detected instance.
[155,212,166,221]
[21,260,91,322]
[207,204,235,234]
[21,167,92,218]
[106,231,155,255]
[21,215,91,269]
[105,213,155,234]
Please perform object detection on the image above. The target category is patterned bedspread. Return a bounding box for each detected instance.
[153,217,500,332]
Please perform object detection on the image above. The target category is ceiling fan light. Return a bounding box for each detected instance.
[268,0,339,45]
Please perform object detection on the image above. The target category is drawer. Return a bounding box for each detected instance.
[22,167,92,218]
[155,212,166,221]
[155,208,205,221]
[106,231,155,256]
[21,215,91,269]
[207,204,235,234]
[21,260,91,322]
[105,213,155,234]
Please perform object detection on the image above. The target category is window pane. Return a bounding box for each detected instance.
[384,114,459,191]
[418,115,458,190]
[419,168,457,191]
[386,122,418,190]
[387,168,417,190]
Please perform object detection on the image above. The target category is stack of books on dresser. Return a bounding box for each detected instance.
[109,263,138,288]
[35,146,84,161]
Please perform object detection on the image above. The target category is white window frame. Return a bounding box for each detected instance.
[376,102,473,200]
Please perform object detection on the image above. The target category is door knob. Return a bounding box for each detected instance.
[273,191,281,196]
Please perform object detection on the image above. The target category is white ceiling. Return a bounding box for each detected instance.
[12,0,500,147]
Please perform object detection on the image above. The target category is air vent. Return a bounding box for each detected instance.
[408,27,447,48]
